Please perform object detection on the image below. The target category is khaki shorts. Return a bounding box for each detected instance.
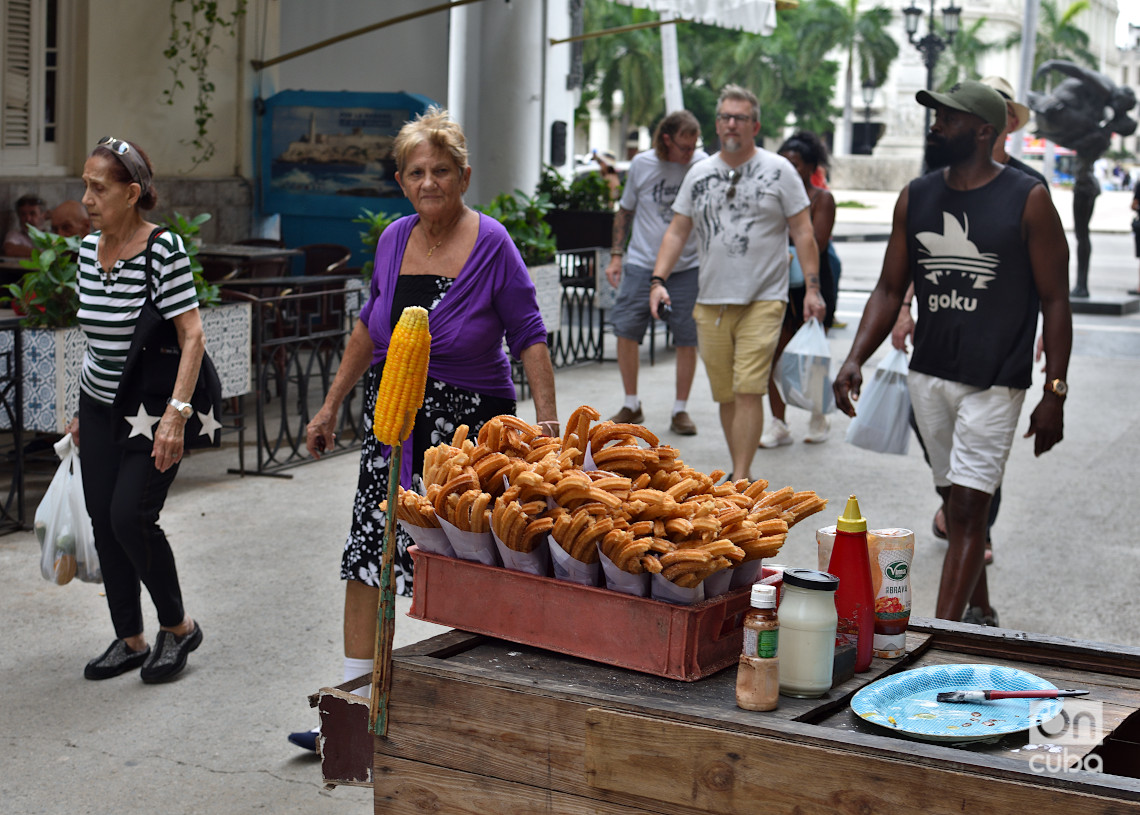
[693,301,785,403]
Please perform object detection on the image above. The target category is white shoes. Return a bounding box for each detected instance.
[804,413,830,444]
[759,418,793,448]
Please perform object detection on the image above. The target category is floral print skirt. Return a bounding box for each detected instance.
[341,364,515,595]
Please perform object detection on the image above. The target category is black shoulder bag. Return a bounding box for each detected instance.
[112,227,224,450]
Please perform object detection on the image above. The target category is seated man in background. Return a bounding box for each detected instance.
[50,200,92,238]
[4,194,48,257]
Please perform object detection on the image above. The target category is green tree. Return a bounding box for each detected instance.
[831,0,899,156]
[580,0,665,135]
[934,17,996,91]
[1004,0,1097,88]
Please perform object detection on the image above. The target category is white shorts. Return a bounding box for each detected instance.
[908,371,1025,495]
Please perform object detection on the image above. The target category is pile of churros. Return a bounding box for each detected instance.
[385,406,827,587]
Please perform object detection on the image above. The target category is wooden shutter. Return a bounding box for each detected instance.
[3,0,34,148]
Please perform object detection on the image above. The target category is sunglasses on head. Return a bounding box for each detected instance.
[97,136,131,155]
[726,169,742,200]
[96,136,147,188]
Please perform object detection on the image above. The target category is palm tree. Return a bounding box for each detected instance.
[581,0,665,139]
[1005,0,1097,88]
[934,17,995,91]
[831,0,899,156]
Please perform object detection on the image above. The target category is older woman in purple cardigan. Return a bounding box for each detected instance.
[293,108,558,751]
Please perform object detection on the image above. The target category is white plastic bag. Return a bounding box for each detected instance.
[35,435,100,584]
[844,348,911,455]
[774,317,834,414]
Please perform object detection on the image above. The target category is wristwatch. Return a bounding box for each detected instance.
[1044,379,1068,398]
[168,397,194,419]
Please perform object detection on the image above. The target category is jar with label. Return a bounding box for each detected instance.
[778,568,839,698]
[736,584,779,711]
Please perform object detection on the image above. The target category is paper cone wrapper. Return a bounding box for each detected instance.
[548,535,600,586]
[598,547,649,597]
[492,531,551,576]
[816,525,837,571]
[651,572,706,605]
[702,568,733,599]
[399,520,454,557]
[729,559,764,589]
[438,517,499,566]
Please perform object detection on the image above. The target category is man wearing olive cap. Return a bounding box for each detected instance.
[834,80,1073,625]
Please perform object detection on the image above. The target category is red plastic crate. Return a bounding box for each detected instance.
[408,547,762,681]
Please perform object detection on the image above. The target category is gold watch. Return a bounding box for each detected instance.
[1044,379,1068,398]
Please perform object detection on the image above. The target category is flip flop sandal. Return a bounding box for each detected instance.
[984,541,994,566]
[931,511,947,541]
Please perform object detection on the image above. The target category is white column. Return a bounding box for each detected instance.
[661,15,683,113]
[462,0,546,205]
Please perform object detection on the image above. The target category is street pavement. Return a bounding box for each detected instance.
[2,188,1138,814]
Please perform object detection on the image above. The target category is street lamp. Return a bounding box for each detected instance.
[904,0,962,139]
[861,78,877,154]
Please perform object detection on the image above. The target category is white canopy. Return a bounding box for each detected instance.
[611,0,778,37]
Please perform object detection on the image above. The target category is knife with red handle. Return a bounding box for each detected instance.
[936,689,1089,703]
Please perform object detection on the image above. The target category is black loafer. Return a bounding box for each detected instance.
[140,622,203,684]
[85,639,151,680]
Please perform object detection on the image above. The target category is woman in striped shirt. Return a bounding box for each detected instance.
[67,137,204,684]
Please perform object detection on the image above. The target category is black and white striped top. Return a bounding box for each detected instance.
[77,229,199,405]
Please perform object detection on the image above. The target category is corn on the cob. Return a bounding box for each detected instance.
[373,306,431,445]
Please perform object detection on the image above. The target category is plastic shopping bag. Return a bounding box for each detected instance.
[844,348,911,455]
[35,435,100,585]
[774,317,834,414]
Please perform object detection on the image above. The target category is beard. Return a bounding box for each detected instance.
[721,135,742,153]
[924,130,975,169]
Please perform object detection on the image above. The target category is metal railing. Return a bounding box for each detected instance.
[222,275,367,477]
[0,319,25,533]
[551,249,606,368]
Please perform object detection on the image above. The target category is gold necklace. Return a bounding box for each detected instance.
[426,237,444,259]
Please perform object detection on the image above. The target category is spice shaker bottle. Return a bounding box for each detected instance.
[827,494,875,672]
[778,568,839,698]
[736,584,779,711]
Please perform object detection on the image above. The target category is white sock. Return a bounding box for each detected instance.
[624,395,640,411]
[673,400,687,415]
[344,656,373,698]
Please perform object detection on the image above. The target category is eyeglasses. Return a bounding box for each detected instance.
[716,113,753,125]
[726,170,742,200]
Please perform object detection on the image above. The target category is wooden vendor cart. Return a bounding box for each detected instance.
[316,614,1140,812]
[359,621,1140,813]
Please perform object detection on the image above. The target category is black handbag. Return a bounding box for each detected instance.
[112,227,224,450]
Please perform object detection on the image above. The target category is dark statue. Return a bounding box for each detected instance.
[1028,60,1137,297]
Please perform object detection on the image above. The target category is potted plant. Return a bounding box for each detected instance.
[476,189,557,266]
[538,165,617,251]
[353,208,400,279]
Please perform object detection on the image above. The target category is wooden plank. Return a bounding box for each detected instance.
[317,687,372,787]
[379,652,1140,806]
[584,708,1140,814]
[910,618,1140,678]
[374,755,658,815]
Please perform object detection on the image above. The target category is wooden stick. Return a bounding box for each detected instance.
[369,440,403,736]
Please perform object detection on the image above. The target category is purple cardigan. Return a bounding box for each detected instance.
[358,212,549,399]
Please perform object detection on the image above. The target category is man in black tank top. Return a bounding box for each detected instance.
[834,81,1073,625]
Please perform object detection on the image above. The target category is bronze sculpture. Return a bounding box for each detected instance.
[1028,60,1137,297]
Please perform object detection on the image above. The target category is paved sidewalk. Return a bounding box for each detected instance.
[3,190,1138,814]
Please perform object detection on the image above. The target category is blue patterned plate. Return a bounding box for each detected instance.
[850,663,1063,743]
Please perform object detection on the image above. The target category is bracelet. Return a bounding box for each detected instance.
[650,276,667,288]
[902,300,913,308]
[537,420,560,436]
[611,249,623,256]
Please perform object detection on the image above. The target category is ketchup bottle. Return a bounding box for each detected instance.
[827,495,875,672]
